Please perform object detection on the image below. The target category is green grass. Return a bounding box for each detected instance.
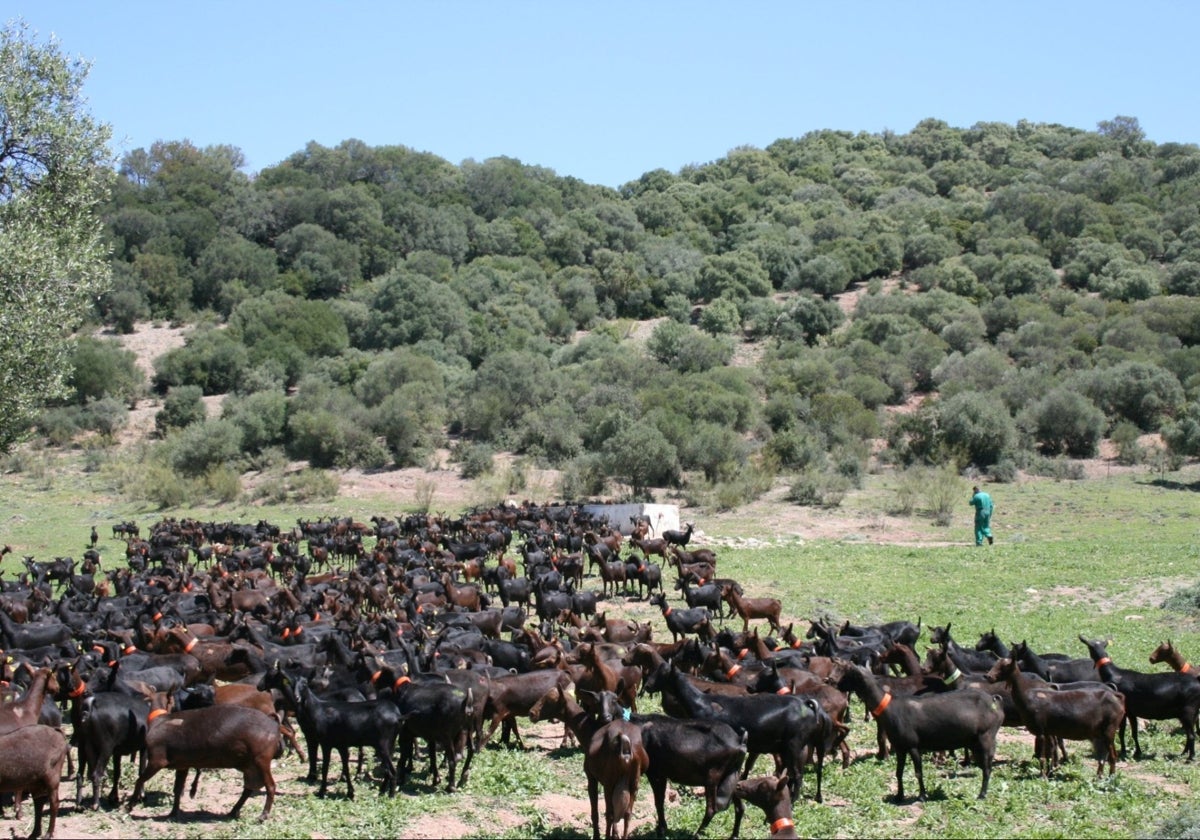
[3,451,1200,837]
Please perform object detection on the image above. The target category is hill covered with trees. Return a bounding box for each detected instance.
[44,115,1200,509]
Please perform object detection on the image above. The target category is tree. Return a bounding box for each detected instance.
[0,22,114,452]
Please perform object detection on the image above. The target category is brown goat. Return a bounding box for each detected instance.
[530,681,649,840]
[0,724,68,839]
[0,666,59,736]
[721,585,782,634]
[731,774,797,840]
[128,704,281,821]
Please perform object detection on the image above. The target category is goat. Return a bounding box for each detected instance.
[480,669,574,750]
[0,725,68,839]
[528,680,648,840]
[721,584,782,634]
[291,675,402,798]
[836,663,1004,801]
[649,593,713,644]
[731,773,797,840]
[1079,634,1200,760]
[675,577,725,617]
[55,668,149,812]
[662,522,694,549]
[586,687,747,837]
[987,656,1123,777]
[0,667,59,736]
[378,668,476,793]
[628,535,669,563]
[659,664,831,803]
[1149,639,1199,676]
[127,704,281,821]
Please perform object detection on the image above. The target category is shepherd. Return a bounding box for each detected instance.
[970,485,994,546]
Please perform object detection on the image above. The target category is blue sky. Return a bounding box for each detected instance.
[15,1,1200,188]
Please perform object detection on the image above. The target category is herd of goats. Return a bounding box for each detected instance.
[0,501,1196,839]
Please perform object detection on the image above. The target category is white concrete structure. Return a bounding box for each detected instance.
[579,503,680,536]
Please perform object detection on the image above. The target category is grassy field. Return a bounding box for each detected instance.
[1,451,1200,838]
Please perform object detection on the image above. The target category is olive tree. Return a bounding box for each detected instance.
[0,22,114,451]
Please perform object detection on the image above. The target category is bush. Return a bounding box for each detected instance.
[925,465,965,526]
[69,337,144,405]
[203,465,243,503]
[787,469,850,508]
[1162,582,1200,614]
[988,458,1020,483]
[454,442,494,479]
[1111,420,1144,465]
[557,453,607,500]
[1021,388,1107,457]
[1154,802,1200,839]
[891,468,925,516]
[166,419,243,478]
[142,461,191,509]
[156,385,206,436]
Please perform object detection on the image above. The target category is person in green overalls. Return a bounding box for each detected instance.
[970,485,994,546]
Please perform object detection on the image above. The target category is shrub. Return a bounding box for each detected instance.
[454,442,494,479]
[988,458,1020,484]
[557,453,607,500]
[153,329,250,395]
[892,468,925,516]
[1021,387,1107,457]
[925,465,965,526]
[166,419,243,478]
[787,469,850,508]
[69,337,144,405]
[1153,802,1200,839]
[156,385,206,436]
[1111,420,1144,465]
[203,465,243,503]
[412,478,437,513]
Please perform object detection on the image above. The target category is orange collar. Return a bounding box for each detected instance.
[663,606,672,616]
[152,612,163,623]
[147,708,169,723]
[790,639,802,649]
[68,681,87,699]
[1181,662,1192,674]
[870,691,893,719]
[1094,656,1112,669]
[737,648,750,661]
[122,645,138,656]
[725,664,742,679]
[776,686,792,696]
[393,676,411,690]
[770,817,795,834]
[183,637,198,654]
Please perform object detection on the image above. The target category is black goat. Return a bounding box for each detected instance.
[662,522,694,548]
[1079,634,1200,760]
[292,675,403,798]
[648,593,713,643]
[380,669,476,793]
[657,665,831,803]
[589,689,746,838]
[837,663,1004,802]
